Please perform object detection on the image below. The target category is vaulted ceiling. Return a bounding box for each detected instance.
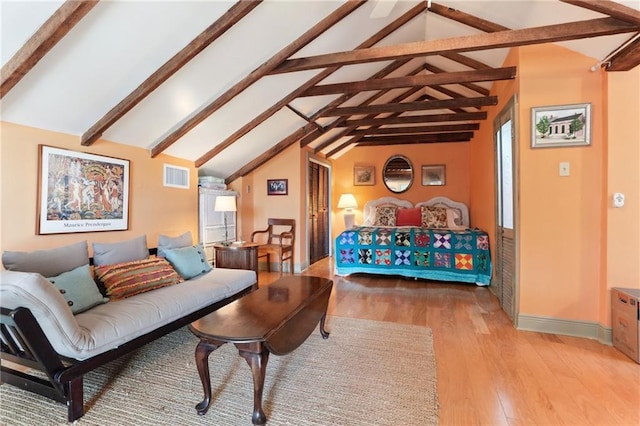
[2,1,639,183]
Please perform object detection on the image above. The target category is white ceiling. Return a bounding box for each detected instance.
[2,0,639,179]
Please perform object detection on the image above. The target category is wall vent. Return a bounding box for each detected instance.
[163,164,190,189]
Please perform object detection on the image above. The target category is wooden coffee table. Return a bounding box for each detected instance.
[188,275,333,425]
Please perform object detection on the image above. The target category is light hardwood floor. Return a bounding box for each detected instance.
[260,258,640,426]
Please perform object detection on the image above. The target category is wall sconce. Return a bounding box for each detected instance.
[337,193,358,229]
[214,195,237,245]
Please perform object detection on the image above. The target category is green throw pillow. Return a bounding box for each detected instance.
[163,244,212,280]
[48,264,109,314]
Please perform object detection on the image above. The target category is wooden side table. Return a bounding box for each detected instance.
[214,243,259,285]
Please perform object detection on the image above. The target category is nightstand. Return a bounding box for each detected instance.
[214,243,260,285]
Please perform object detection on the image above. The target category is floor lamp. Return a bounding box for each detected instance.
[337,193,358,230]
[214,195,237,246]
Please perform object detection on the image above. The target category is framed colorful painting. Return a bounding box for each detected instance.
[37,145,130,234]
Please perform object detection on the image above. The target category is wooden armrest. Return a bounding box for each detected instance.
[250,228,270,242]
[276,231,294,245]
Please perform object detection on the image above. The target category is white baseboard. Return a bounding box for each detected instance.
[517,314,612,345]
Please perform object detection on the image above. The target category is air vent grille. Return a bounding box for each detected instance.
[163,164,189,189]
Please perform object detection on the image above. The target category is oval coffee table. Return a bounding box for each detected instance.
[188,275,332,425]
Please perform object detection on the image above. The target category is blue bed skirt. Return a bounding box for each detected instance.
[334,226,492,286]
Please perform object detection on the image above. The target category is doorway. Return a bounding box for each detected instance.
[494,96,518,322]
[308,160,330,265]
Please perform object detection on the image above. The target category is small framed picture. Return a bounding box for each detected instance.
[531,103,591,148]
[267,179,288,195]
[421,165,446,186]
[354,165,375,186]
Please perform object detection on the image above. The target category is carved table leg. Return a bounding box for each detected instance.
[236,342,270,425]
[194,339,224,415]
[319,312,330,339]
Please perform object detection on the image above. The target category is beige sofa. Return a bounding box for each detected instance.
[0,234,257,421]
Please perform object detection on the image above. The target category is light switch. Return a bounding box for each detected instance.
[559,162,570,177]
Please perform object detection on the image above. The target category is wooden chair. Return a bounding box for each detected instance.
[251,219,295,275]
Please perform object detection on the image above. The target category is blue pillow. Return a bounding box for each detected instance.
[47,264,109,314]
[163,244,212,280]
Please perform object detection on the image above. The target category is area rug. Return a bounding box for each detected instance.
[0,316,438,425]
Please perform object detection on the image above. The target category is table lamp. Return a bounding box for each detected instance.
[214,195,237,245]
[337,193,358,229]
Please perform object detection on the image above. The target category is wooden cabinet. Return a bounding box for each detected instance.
[214,243,259,284]
[199,188,237,264]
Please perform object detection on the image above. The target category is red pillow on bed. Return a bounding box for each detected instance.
[396,207,422,226]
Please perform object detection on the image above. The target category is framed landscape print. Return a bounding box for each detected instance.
[421,165,446,186]
[531,103,591,148]
[37,145,130,234]
[354,165,375,186]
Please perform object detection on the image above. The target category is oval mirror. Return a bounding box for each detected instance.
[382,155,413,193]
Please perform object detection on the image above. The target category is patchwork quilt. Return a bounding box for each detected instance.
[335,226,492,285]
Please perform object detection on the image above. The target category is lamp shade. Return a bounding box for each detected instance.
[214,195,237,212]
[337,193,358,210]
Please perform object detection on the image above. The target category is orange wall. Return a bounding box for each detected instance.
[233,144,306,271]
[331,142,470,238]
[604,67,640,323]
[468,47,519,275]
[517,44,606,322]
[0,122,198,256]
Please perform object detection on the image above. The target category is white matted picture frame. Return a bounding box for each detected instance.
[421,165,446,186]
[354,165,375,186]
[531,103,591,148]
[37,145,130,234]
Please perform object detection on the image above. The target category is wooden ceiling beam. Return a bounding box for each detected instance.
[423,62,490,96]
[324,110,481,158]
[151,0,366,158]
[81,0,261,146]
[312,72,427,152]
[224,125,313,184]
[1,0,98,99]
[298,59,413,147]
[560,0,640,25]
[347,123,480,137]
[440,52,492,70]
[302,67,515,97]
[323,96,497,117]
[356,132,474,146]
[427,2,509,32]
[299,61,422,148]
[195,2,426,167]
[606,36,640,71]
[339,111,487,128]
[271,18,640,73]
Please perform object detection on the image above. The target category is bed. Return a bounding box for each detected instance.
[334,196,492,286]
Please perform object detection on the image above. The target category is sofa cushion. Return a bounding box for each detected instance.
[92,235,148,266]
[163,243,211,280]
[94,258,183,300]
[2,241,89,277]
[47,264,109,314]
[157,231,193,258]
